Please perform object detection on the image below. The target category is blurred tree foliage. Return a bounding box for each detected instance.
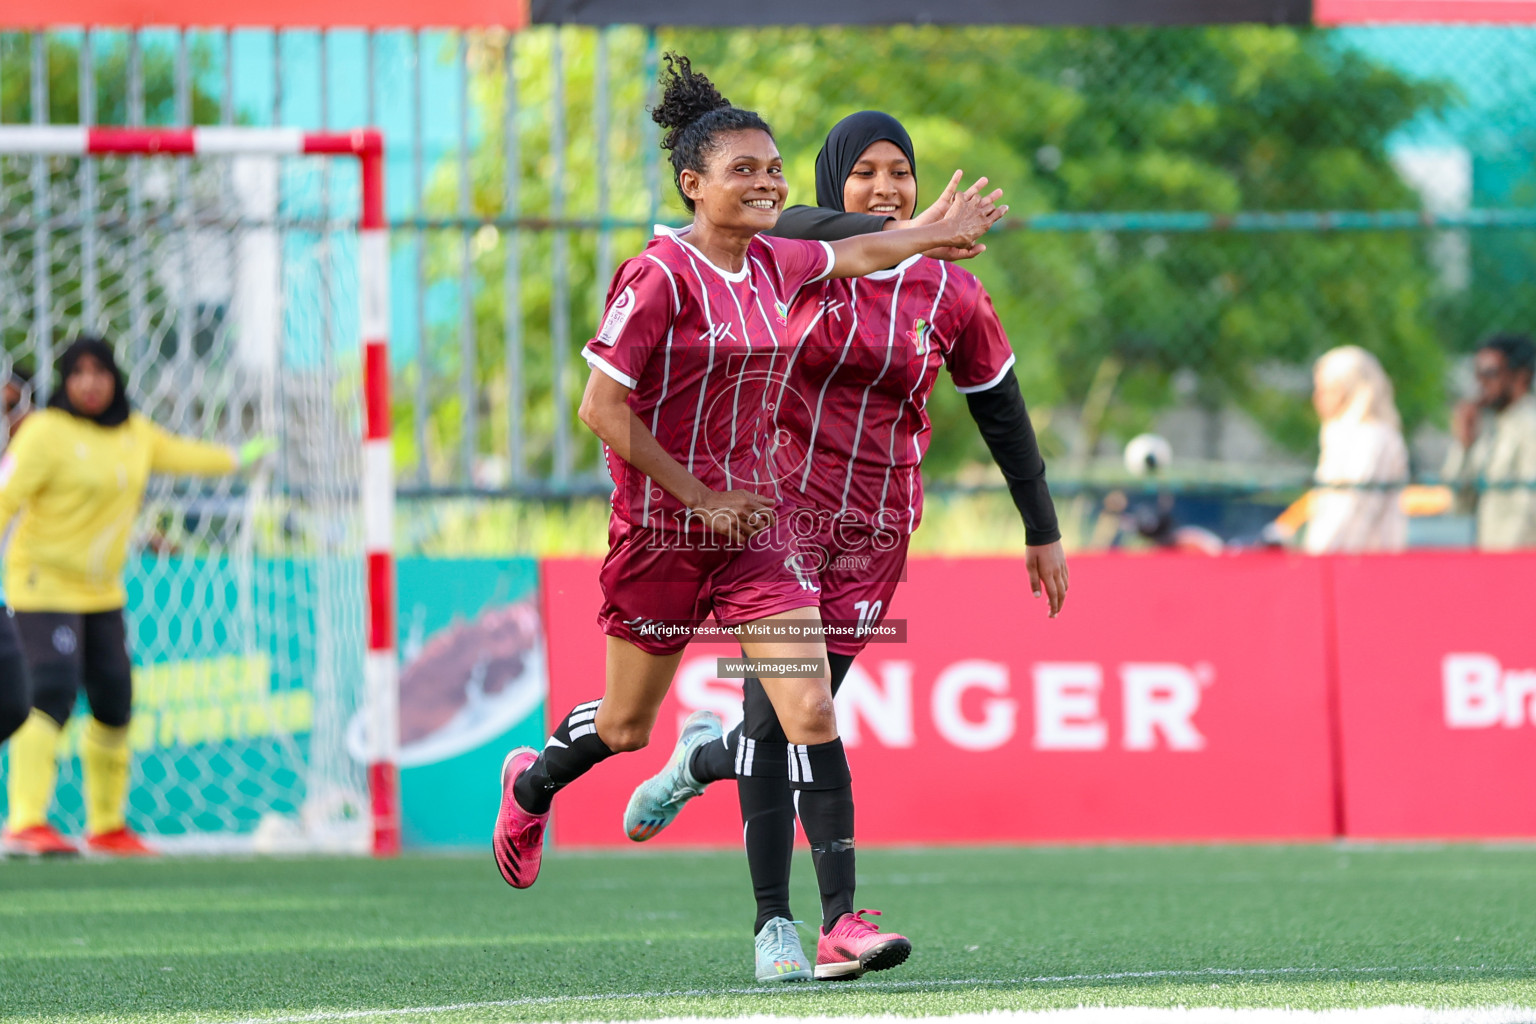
[0,28,1470,482]
[438,25,1461,484]
[0,34,222,127]
[0,35,224,377]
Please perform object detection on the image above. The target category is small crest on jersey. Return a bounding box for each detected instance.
[907,318,932,355]
[774,300,789,326]
[597,286,636,345]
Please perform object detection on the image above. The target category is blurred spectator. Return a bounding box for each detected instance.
[1095,434,1225,555]
[1273,346,1408,554]
[2,365,32,441]
[1444,335,1536,551]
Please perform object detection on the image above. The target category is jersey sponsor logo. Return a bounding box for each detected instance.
[822,299,847,323]
[700,322,737,345]
[595,286,636,345]
[906,318,932,356]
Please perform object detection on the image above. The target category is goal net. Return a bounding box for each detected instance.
[0,127,397,854]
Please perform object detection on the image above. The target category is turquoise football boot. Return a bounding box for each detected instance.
[623,709,723,841]
[755,917,813,983]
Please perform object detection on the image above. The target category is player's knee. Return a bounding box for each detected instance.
[86,674,133,728]
[91,705,131,730]
[780,690,837,744]
[601,720,652,753]
[29,663,78,727]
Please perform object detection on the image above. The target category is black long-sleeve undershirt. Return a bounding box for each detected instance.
[771,203,1060,545]
[768,205,891,242]
[965,368,1060,546]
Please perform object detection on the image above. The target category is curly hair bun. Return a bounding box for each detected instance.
[651,53,731,152]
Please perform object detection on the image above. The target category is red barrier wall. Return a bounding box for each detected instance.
[1330,552,1536,838]
[541,554,1338,847]
[0,0,528,28]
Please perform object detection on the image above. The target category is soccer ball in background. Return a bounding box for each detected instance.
[1124,433,1174,477]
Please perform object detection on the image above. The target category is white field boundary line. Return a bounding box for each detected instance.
[204,966,1532,1024]
[437,1011,1536,1024]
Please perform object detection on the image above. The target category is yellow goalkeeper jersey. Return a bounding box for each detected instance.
[0,408,237,613]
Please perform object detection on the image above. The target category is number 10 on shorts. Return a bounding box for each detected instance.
[854,599,884,638]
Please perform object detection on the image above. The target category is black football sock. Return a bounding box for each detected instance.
[700,656,854,785]
[689,720,740,784]
[739,771,797,934]
[512,699,615,815]
[827,652,855,697]
[787,737,857,933]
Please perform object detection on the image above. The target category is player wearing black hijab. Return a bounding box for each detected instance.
[626,111,1065,981]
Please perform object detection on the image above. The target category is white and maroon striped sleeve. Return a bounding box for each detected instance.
[583,259,676,390]
[947,282,1017,394]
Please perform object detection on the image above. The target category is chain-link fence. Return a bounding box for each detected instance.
[3,23,1533,551]
[0,133,370,846]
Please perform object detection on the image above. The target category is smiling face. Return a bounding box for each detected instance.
[65,353,115,418]
[842,139,917,221]
[678,129,787,235]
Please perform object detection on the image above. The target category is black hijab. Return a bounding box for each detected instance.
[813,111,918,213]
[48,336,131,427]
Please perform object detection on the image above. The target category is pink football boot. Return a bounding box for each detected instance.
[492,747,549,889]
[815,909,912,980]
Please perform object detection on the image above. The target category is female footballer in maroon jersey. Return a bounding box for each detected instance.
[493,60,1002,975]
[625,110,1067,983]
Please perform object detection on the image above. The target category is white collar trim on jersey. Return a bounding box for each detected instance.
[863,252,924,281]
[653,224,751,283]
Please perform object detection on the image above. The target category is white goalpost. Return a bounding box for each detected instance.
[0,126,399,855]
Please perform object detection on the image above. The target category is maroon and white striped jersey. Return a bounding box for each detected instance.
[583,226,834,532]
[769,254,1015,534]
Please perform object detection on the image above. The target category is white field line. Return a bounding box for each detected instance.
[521,1011,1536,1024]
[203,966,1532,1024]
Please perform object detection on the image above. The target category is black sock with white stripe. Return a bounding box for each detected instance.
[690,721,739,784]
[513,699,615,815]
[787,737,857,933]
[697,656,857,786]
[733,731,792,934]
[741,774,796,934]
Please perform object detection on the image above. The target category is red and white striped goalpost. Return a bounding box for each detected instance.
[0,125,400,857]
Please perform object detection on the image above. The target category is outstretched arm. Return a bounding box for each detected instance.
[964,368,1067,616]
[772,172,988,264]
[770,206,890,242]
[825,175,1003,279]
[148,422,239,476]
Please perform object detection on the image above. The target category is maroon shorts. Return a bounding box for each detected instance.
[597,515,823,656]
[806,521,910,656]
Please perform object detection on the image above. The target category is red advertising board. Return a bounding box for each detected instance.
[1315,0,1536,23]
[541,553,1337,848]
[1,0,527,28]
[1330,552,1536,838]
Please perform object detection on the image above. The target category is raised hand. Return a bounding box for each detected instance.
[938,173,1006,250]
[910,169,964,227]
[1453,400,1480,449]
[237,435,279,469]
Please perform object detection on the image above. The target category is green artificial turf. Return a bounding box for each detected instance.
[2,844,1533,1023]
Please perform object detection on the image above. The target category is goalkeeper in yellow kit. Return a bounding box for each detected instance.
[0,337,273,857]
